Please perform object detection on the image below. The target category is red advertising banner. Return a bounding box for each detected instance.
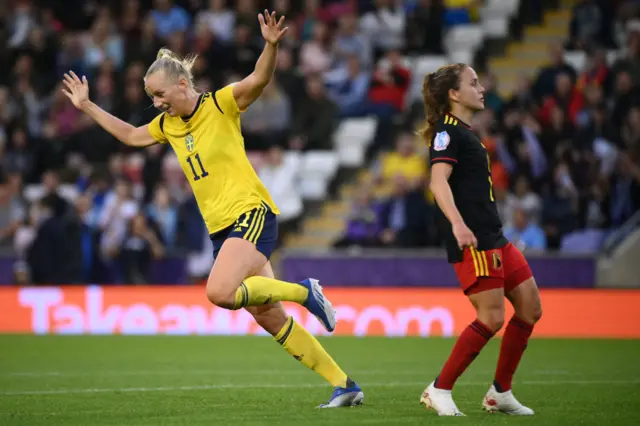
[0,287,638,338]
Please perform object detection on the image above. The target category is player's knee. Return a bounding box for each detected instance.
[482,309,505,333]
[531,305,543,324]
[205,286,237,310]
[517,299,542,325]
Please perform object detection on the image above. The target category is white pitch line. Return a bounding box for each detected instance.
[1,379,639,397]
[4,369,433,378]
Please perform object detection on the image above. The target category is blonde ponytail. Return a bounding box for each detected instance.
[146,48,198,87]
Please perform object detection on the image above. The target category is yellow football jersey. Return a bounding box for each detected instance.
[147,84,279,234]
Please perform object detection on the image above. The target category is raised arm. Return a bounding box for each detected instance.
[232,10,288,111]
[62,72,157,148]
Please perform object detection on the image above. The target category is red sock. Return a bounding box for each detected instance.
[494,316,534,392]
[435,320,494,390]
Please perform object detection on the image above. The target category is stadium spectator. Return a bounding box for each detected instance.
[121,0,143,37]
[175,181,212,281]
[0,174,26,250]
[610,152,640,226]
[543,162,580,248]
[621,106,640,152]
[504,207,547,253]
[538,72,575,125]
[613,22,640,84]
[378,174,432,248]
[7,1,36,49]
[504,175,543,229]
[375,132,427,197]
[568,0,605,50]
[3,127,35,182]
[197,0,236,43]
[295,0,329,41]
[532,42,577,103]
[235,0,261,36]
[117,212,164,284]
[473,109,509,191]
[443,0,482,26]
[325,56,371,118]
[333,182,382,248]
[62,193,98,283]
[124,13,162,67]
[99,178,138,260]
[229,23,262,76]
[298,21,332,76]
[481,73,504,116]
[26,194,78,284]
[367,50,411,117]
[360,0,406,56]
[146,186,178,250]
[83,9,124,71]
[242,80,291,151]
[507,75,536,112]
[569,48,610,126]
[405,0,444,54]
[142,144,168,204]
[289,75,337,151]
[258,145,303,223]
[275,47,305,110]
[611,70,640,129]
[540,103,575,161]
[150,0,191,40]
[333,13,372,71]
[500,107,548,187]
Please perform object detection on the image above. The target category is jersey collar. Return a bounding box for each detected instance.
[181,93,205,122]
[446,113,471,129]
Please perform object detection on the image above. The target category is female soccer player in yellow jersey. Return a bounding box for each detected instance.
[61,10,363,408]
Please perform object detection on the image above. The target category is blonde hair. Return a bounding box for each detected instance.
[145,48,198,87]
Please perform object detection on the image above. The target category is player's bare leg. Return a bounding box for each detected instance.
[243,262,363,407]
[422,287,504,416]
[205,237,336,331]
[483,277,541,415]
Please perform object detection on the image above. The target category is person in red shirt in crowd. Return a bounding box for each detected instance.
[368,49,411,115]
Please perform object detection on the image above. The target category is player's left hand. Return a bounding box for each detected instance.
[258,10,288,46]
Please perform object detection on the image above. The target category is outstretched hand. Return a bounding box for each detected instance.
[62,71,90,110]
[258,10,288,46]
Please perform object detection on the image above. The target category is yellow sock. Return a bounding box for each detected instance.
[233,276,308,309]
[274,316,348,388]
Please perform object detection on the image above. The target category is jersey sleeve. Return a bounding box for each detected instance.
[429,126,459,166]
[147,113,168,144]
[213,84,244,116]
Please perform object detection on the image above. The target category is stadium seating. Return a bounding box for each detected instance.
[299,151,340,201]
[333,117,378,167]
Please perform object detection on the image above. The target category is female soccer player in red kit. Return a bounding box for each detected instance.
[418,64,542,416]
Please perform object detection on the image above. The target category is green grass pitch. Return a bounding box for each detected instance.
[1,336,639,425]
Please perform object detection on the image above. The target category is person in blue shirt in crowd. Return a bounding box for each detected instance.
[504,207,547,252]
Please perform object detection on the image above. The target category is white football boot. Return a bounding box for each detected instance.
[482,385,534,415]
[420,381,465,416]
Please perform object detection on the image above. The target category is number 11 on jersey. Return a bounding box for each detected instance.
[187,153,209,181]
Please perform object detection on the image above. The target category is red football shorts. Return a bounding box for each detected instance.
[453,242,533,295]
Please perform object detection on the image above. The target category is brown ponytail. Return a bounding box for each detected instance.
[417,63,468,145]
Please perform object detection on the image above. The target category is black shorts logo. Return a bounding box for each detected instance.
[492,252,502,270]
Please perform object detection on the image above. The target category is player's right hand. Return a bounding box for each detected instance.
[62,71,90,110]
[452,221,478,250]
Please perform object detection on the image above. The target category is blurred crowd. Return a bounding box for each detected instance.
[1,0,639,285]
[0,0,453,284]
[334,0,640,254]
